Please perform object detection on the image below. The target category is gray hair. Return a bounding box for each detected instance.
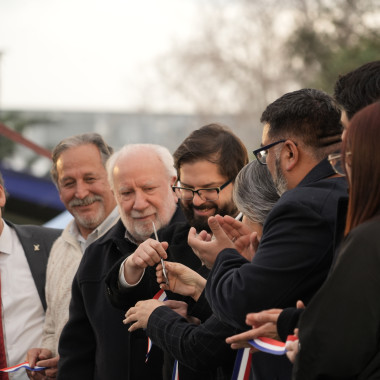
[51,133,113,186]
[106,144,176,190]
[233,160,279,225]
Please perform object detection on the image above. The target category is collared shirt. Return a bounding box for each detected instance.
[69,207,119,253]
[0,220,45,380]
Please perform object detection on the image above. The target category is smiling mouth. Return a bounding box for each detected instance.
[194,207,214,215]
[133,214,153,220]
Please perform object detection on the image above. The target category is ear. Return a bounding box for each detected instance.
[282,140,299,171]
[0,185,6,209]
[170,176,177,186]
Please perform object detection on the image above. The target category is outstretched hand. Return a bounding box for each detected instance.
[226,308,282,350]
[124,299,163,331]
[156,261,206,301]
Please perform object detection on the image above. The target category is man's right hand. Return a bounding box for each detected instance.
[26,348,58,379]
[123,239,169,284]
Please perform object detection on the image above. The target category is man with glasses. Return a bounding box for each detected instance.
[189,89,348,379]
[106,123,248,379]
[226,62,380,375]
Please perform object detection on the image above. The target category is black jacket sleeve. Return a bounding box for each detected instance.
[58,271,96,379]
[206,200,335,330]
[147,306,238,376]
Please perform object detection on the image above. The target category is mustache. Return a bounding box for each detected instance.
[191,202,217,211]
[69,195,103,207]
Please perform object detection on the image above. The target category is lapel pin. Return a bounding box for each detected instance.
[33,244,40,251]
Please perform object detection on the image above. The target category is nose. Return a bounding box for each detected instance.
[74,181,90,199]
[191,192,206,207]
[133,190,149,210]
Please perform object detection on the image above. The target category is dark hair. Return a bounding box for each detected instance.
[173,123,248,181]
[343,102,380,234]
[261,89,342,161]
[334,61,380,120]
[233,160,279,225]
[51,133,113,186]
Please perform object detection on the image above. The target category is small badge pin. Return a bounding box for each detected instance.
[33,244,40,251]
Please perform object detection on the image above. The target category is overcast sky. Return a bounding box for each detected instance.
[0,0,199,112]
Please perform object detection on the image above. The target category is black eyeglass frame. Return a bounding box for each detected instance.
[172,179,232,201]
[253,139,286,165]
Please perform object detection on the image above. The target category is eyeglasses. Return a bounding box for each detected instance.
[328,152,352,176]
[172,179,232,201]
[253,140,286,165]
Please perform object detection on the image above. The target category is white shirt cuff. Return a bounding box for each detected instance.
[118,258,145,288]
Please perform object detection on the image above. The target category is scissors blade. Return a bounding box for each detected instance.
[152,221,169,285]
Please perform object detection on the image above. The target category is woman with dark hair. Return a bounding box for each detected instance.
[292,101,380,379]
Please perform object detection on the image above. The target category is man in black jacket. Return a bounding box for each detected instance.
[189,89,348,379]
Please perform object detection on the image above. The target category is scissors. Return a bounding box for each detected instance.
[152,221,169,285]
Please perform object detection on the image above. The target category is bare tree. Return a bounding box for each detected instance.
[141,0,380,145]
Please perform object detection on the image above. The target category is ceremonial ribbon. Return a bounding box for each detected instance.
[146,289,168,362]
[0,361,46,373]
[231,348,252,380]
[171,360,179,380]
[248,335,298,356]
[146,289,180,380]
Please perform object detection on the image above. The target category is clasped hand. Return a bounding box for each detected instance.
[188,215,259,268]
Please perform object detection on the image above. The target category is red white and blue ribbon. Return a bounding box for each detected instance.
[0,361,46,373]
[171,359,179,380]
[231,347,252,380]
[146,289,168,362]
[146,289,180,380]
[248,335,298,356]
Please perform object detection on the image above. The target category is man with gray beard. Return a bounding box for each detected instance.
[27,133,119,379]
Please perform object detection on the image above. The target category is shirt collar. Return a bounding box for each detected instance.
[70,207,120,251]
[0,220,14,255]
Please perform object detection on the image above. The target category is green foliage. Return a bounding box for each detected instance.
[286,0,380,94]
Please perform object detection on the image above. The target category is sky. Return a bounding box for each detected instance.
[0,0,199,112]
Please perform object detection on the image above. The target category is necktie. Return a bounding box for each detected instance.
[0,271,9,380]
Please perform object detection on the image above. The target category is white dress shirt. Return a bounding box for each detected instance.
[0,220,45,380]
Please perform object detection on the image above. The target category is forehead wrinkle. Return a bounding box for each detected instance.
[118,177,158,191]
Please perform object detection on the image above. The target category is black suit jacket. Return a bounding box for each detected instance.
[105,220,211,380]
[58,207,188,380]
[205,159,349,380]
[5,220,62,310]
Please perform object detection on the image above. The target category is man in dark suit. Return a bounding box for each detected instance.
[189,89,348,379]
[0,170,61,377]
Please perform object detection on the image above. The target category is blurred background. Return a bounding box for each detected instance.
[1,0,379,225]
